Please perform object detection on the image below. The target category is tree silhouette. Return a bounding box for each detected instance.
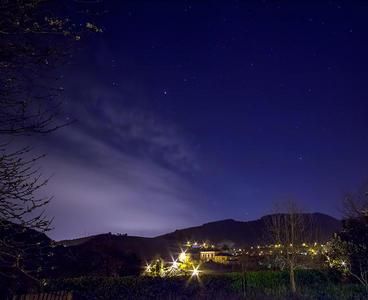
[327,186,368,292]
[0,0,101,292]
[265,200,312,294]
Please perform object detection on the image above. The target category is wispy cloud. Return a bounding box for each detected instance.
[63,82,198,173]
[31,80,203,240]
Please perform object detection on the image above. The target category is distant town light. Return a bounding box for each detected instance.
[309,248,317,255]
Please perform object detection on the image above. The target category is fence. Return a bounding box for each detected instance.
[13,291,72,300]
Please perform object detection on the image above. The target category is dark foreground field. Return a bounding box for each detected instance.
[38,270,367,300]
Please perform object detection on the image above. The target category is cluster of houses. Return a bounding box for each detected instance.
[183,241,238,265]
[143,240,328,277]
[182,240,327,265]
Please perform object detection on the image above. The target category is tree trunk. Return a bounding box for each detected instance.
[290,260,296,294]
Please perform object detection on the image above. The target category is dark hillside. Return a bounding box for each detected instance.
[158,213,341,246]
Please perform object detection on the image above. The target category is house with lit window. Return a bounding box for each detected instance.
[213,252,234,264]
[200,250,217,262]
[199,250,237,264]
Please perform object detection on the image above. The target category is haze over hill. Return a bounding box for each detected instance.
[1,213,341,261]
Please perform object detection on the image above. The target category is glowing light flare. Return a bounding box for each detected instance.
[171,259,178,269]
[178,250,187,262]
[145,264,151,272]
[191,265,201,277]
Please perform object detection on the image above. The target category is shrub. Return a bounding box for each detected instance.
[41,270,367,300]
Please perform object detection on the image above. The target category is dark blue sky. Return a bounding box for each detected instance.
[35,1,368,239]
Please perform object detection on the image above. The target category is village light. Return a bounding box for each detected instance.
[145,264,151,272]
[171,259,178,269]
[309,248,317,255]
[191,265,200,277]
[179,250,187,262]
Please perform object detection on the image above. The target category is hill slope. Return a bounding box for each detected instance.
[0,213,342,278]
[158,213,341,246]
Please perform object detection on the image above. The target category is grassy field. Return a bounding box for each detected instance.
[41,270,367,300]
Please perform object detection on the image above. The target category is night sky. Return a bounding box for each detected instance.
[31,1,368,240]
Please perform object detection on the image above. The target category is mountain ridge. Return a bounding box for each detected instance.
[157,213,341,246]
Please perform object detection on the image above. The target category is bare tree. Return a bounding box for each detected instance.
[265,200,312,294]
[341,184,368,220]
[0,0,101,290]
[0,146,51,229]
[1,0,102,136]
